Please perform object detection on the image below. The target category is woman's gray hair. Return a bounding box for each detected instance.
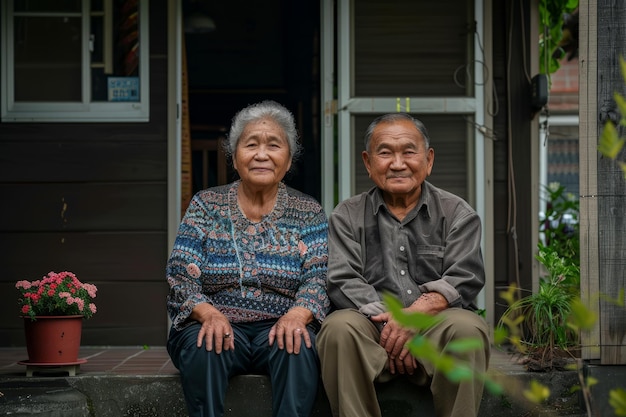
[224,100,303,163]
[363,113,431,152]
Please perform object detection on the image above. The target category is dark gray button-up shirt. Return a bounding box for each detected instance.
[327,181,485,316]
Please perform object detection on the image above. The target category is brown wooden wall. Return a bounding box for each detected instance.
[0,1,170,346]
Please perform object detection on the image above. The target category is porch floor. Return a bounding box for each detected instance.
[0,346,178,377]
[0,345,522,377]
[0,346,586,417]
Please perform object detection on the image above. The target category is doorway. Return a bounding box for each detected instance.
[182,0,322,200]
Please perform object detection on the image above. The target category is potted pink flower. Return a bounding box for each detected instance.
[16,271,97,320]
[15,271,98,365]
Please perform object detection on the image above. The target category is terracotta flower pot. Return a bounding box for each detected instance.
[23,315,84,364]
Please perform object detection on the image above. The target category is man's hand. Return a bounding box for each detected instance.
[407,292,448,315]
[388,354,419,375]
[371,312,417,374]
[372,292,448,374]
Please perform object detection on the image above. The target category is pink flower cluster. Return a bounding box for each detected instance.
[16,271,98,320]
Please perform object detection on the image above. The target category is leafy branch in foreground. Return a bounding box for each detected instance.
[598,55,626,178]
[383,293,503,396]
[498,286,626,417]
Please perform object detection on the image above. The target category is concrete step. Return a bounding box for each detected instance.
[0,370,586,417]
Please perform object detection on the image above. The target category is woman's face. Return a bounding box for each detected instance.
[233,118,292,189]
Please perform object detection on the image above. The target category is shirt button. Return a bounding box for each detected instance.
[399,246,405,251]
[407,289,412,294]
[400,270,406,276]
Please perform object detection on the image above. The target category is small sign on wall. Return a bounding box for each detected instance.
[107,77,139,102]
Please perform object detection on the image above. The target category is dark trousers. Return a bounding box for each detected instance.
[167,319,320,417]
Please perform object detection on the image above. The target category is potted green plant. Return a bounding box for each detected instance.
[499,183,580,370]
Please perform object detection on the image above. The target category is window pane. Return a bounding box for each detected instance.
[91,0,141,102]
[3,0,149,121]
[14,16,82,101]
[14,1,81,13]
[354,0,474,97]
[547,125,580,197]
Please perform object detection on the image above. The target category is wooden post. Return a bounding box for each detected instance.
[596,0,626,365]
[578,0,601,362]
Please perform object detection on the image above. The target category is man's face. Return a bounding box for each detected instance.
[362,119,434,198]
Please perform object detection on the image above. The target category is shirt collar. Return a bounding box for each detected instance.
[367,181,433,220]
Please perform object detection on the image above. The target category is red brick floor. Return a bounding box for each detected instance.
[0,346,178,377]
[0,345,524,379]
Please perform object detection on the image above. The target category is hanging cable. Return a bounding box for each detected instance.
[507,0,521,296]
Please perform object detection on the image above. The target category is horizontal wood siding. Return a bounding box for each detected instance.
[354,0,473,97]
[0,232,167,282]
[0,184,167,231]
[0,0,169,347]
[0,141,167,182]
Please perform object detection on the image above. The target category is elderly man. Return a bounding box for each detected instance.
[317,113,490,417]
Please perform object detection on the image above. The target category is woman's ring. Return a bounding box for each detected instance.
[295,328,302,334]
[224,333,231,338]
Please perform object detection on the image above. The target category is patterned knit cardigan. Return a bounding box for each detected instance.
[167,181,330,330]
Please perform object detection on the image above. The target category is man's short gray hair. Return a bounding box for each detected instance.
[363,113,431,152]
[224,101,302,164]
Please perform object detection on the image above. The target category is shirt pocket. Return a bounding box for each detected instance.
[412,245,445,282]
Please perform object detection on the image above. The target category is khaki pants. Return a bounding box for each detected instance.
[316,308,490,417]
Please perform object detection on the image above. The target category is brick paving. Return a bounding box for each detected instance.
[0,346,178,377]
[0,345,525,378]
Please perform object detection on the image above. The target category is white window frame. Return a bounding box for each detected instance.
[1,0,150,123]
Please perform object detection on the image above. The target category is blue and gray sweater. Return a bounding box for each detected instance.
[166,181,329,330]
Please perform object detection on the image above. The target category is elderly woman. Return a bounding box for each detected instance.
[166,100,329,417]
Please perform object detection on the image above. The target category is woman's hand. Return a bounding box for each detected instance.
[268,306,313,354]
[190,303,234,354]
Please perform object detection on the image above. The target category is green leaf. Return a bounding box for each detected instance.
[609,388,626,416]
[444,338,484,354]
[383,293,442,330]
[483,378,504,396]
[499,285,518,306]
[598,121,625,159]
[500,314,526,329]
[568,297,597,331]
[493,326,509,345]
[619,161,626,180]
[444,363,474,382]
[621,56,626,85]
[523,380,550,404]
[407,335,441,363]
[586,376,599,388]
[614,93,626,124]
[599,288,625,308]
